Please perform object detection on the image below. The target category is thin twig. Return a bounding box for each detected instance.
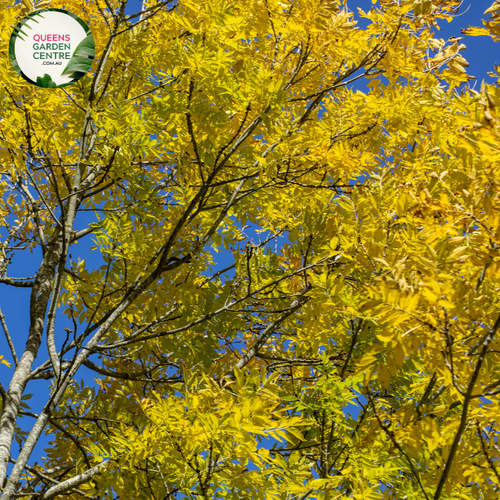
[0,308,18,366]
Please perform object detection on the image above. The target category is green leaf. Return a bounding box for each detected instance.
[61,33,95,78]
[36,73,57,88]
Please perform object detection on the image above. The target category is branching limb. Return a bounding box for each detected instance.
[186,79,205,185]
[38,461,109,499]
[82,356,176,381]
[476,420,500,490]
[96,258,329,351]
[434,312,500,500]
[366,391,430,500]
[339,318,363,379]
[225,294,309,380]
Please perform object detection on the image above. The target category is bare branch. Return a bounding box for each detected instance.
[0,277,35,288]
[0,308,18,366]
[38,461,109,499]
[225,294,309,380]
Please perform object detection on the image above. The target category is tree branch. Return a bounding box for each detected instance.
[0,308,18,366]
[434,312,500,500]
[38,461,109,499]
[225,295,309,380]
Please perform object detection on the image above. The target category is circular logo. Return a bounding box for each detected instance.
[9,9,95,88]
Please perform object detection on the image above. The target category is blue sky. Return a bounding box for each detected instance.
[346,0,499,86]
[1,0,499,475]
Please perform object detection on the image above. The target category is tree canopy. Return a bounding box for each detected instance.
[1,0,500,499]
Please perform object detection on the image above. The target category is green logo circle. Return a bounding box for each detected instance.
[9,9,95,88]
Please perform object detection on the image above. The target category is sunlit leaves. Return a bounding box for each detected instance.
[1,0,499,499]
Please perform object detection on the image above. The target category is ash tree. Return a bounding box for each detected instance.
[1,0,500,499]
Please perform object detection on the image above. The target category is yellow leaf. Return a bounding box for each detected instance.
[386,354,397,377]
[394,343,405,368]
[377,363,391,389]
[329,236,339,251]
[363,365,375,388]
[449,60,467,73]
[0,356,11,368]
[462,27,490,37]
[485,1,500,15]
[376,329,396,342]
[437,299,456,309]
[357,354,377,368]
[427,421,440,453]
